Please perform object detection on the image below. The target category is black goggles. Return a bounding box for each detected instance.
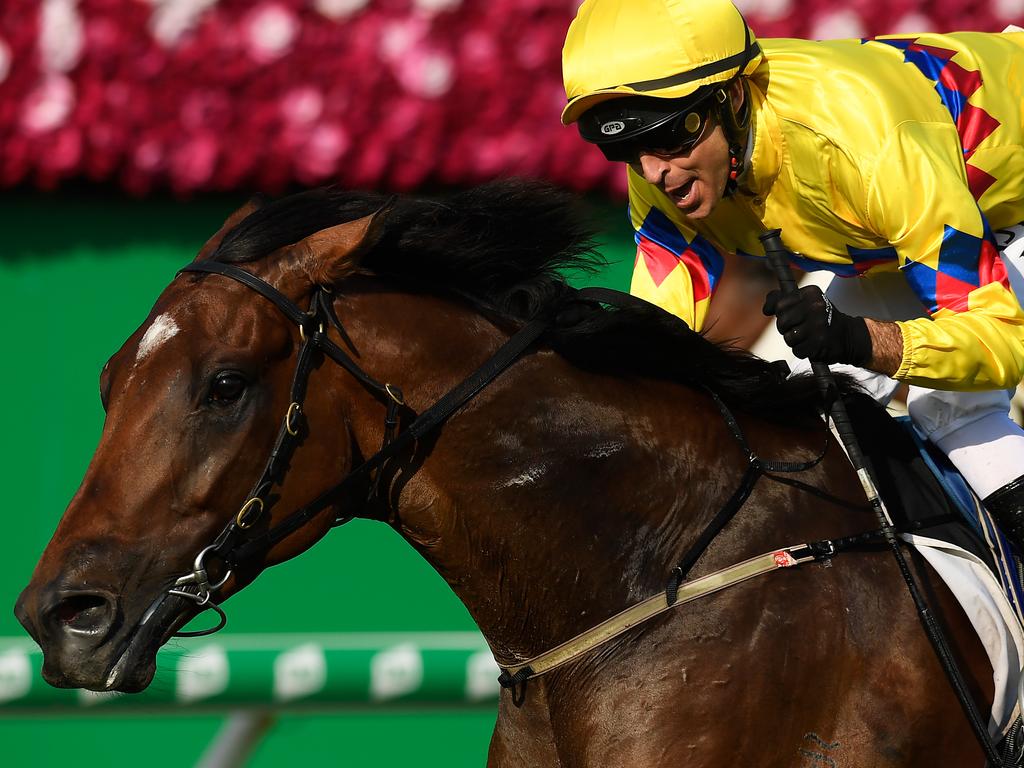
[579,88,723,163]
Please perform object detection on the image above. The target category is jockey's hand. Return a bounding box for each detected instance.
[762,285,872,367]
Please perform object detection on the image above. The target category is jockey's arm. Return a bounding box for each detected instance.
[864,319,903,377]
[866,122,1024,391]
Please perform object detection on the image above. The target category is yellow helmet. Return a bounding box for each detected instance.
[561,0,763,126]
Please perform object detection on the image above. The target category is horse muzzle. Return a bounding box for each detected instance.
[14,578,184,692]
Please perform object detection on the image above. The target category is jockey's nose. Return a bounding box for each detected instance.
[636,152,670,186]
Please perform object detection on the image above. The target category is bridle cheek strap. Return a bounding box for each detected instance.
[168,260,548,634]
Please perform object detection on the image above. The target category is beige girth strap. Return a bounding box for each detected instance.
[497,544,818,683]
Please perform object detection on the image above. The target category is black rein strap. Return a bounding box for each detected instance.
[665,387,833,604]
[573,287,838,605]
[232,311,550,563]
[177,261,549,570]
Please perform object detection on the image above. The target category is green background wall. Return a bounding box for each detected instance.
[0,190,634,767]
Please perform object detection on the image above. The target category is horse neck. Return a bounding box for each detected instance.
[331,286,745,662]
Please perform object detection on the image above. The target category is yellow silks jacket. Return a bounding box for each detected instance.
[628,32,1024,391]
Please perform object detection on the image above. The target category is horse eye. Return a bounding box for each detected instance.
[208,372,247,404]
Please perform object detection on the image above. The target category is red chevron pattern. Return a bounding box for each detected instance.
[958,102,1002,159]
[873,37,1003,203]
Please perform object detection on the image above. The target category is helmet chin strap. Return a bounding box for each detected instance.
[717,78,752,198]
[725,143,744,197]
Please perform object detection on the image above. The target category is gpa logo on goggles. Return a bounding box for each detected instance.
[600,121,626,136]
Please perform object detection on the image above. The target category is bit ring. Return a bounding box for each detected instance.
[236,497,264,528]
[384,383,404,406]
[285,402,302,436]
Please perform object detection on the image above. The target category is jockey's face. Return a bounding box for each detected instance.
[631,122,729,220]
[629,80,744,221]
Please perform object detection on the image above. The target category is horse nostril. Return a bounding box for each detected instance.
[50,593,114,634]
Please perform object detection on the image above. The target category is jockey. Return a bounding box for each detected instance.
[561,0,1024,547]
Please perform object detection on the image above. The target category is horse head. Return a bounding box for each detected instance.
[15,194,388,692]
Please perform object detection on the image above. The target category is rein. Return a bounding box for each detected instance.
[164,260,548,635]
[488,289,919,695]
[159,268,890,716]
[495,533,881,686]
[495,383,878,688]
[759,230,1009,767]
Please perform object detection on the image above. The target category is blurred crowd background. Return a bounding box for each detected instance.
[2,2,1022,767]
[3,0,1023,199]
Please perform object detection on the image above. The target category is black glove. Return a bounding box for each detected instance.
[762,285,872,366]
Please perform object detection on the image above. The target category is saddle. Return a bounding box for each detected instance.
[843,392,1024,740]
[843,393,999,568]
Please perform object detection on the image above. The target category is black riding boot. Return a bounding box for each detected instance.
[984,475,1024,551]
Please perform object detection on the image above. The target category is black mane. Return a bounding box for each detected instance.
[212,180,849,420]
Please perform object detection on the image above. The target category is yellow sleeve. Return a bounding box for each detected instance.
[865,121,1024,390]
[627,170,725,333]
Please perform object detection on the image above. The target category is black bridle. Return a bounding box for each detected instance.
[165,260,549,635]
[159,267,842,640]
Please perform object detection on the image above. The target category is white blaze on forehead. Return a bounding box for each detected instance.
[136,313,180,363]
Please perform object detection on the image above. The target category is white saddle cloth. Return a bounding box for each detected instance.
[904,532,1024,736]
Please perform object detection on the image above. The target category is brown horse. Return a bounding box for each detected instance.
[16,181,992,766]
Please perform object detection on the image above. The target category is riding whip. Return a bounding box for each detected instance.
[759,228,1008,767]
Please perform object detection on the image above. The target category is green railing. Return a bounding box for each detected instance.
[0,633,499,712]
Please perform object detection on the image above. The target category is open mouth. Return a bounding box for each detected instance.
[101,591,196,691]
[101,551,235,691]
[670,178,698,208]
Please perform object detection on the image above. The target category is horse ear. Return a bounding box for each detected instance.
[298,206,389,287]
[194,195,267,261]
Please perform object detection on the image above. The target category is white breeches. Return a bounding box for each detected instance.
[788,223,1024,498]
